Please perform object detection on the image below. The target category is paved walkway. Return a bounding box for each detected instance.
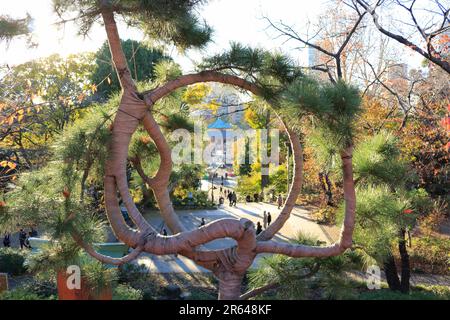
[134,201,339,273]
[347,271,450,288]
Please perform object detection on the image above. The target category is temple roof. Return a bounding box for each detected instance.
[207,117,232,129]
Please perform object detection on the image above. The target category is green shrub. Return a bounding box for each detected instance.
[20,279,57,298]
[82,258,118,294]
[0,287,56,300]
[236,173,262,198]
[113,284,143,300]
[0,248,27,276]
[117,263,159,298]
[418,199,448,234]
[248,233,365,300]
[311,206,337,224]
[407,236,450,275]
[408,188,434,215]
[142,289,157,300]
[269,165,288,194]
[117,263,148,284]
[172,191,216,209]
[415,285,450,299]
[186,288,215,300]
[359,286,450,300]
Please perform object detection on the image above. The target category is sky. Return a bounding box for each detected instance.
[0,0,424,72]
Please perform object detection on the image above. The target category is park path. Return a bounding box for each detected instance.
[5,199,450,288]
[134,201,340,273]
[346,271,450,288]
[133,202,450,288]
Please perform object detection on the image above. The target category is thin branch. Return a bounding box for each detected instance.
[240,282,280,300]
[240,263,321,300]
[356,0,450,74]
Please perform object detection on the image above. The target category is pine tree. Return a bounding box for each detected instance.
[0,14,31,42]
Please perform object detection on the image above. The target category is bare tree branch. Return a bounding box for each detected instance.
[356,0,450,74]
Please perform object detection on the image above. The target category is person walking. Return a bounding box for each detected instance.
[3,233,11,248]
[267,212,272,226]
[256,222,262,235]
[227,191,233,206]
[162,229,168,236]
[231,192,237,207]
[277,194,283,209]
[263,211,267,229]
[19,229,27,250]
[199,218,206,227]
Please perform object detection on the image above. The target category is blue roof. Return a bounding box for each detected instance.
[207,117,232,129]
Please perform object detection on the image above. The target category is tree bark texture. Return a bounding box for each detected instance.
[384,254,401,291]
[398,228,410,293]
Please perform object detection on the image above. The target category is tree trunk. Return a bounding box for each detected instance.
[319,172,333,206]
[100,7,136,92]
[398,228,410,293]
[261,163,270,192]
[261,110,271,194]
[257,127,303,241]
[384,254,401,291]
[217,272,245,300]
[324,173,332,205]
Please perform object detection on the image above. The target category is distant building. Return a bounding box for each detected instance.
[307,45,329,81]
[206,117,233,165]
[387,63,408,81]
[308,46,319,68]
[382,62,409,95]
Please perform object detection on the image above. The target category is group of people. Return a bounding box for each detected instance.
[255,211,272,235]
[245,193,263,203]
[225,190,237,207]
[244,193,284,209]
[2,227,38,250]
